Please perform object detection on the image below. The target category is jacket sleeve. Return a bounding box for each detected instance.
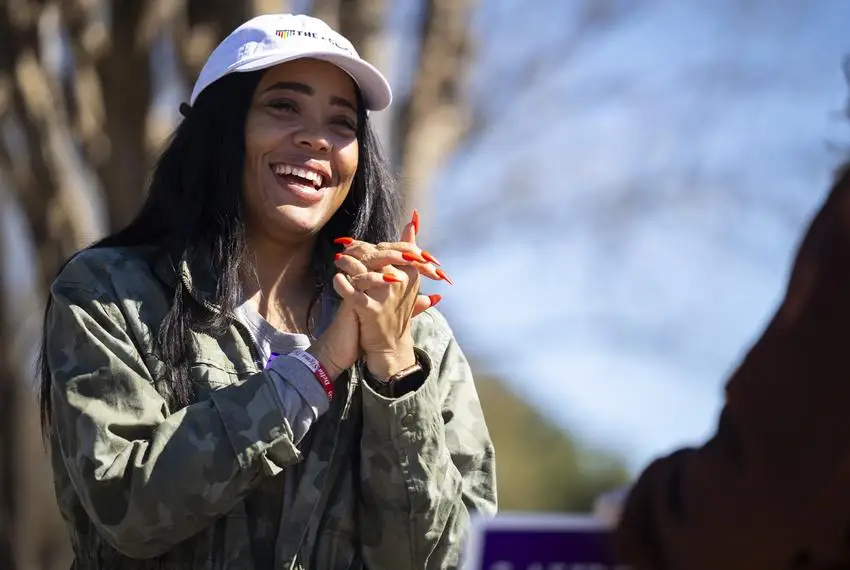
[616,166,850,570]
[357,309,498,570]
[47,272,302,560]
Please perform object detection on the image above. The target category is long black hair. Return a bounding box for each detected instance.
[38,68,400,429]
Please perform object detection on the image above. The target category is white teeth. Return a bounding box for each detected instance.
[272,164,324,188]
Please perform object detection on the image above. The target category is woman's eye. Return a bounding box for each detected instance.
[334,117,357,131]
[269,100,297,112]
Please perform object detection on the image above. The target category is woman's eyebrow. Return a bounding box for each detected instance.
[330,95,356,112]
[263,81,313,95]
[264,81,356,112]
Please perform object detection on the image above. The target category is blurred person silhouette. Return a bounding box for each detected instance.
[615,157,850,569]
[36,13,496,569]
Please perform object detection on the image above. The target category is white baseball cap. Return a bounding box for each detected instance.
[189,13,392,111]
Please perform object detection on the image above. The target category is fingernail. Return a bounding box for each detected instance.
[334,253,343,261]
[411,209,420,234]
[421,250,441,266]
[436,269,454,286]
[383,273,403,283]
[402,251,427,263]
[428,294,442,307]
[333,237,354,246]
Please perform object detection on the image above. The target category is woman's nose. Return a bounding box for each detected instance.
[294,127,331,154]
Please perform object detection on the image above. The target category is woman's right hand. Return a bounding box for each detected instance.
[308,300,361,381]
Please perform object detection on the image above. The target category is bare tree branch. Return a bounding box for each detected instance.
[337,0,385,66]
[90,1,153,231]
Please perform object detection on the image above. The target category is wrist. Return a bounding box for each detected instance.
[307,342,344,381]
[365,348,417,381]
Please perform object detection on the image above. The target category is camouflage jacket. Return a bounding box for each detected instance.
[45,245,497,569]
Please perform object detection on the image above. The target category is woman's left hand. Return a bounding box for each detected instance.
[332,214,446,380]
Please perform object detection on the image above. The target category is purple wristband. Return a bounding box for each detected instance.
[266,352,281,368]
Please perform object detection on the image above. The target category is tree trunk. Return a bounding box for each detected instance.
[177,0,257,82]
[310,0,341,30]
[95,1,153,232]
[392,0,473,212]
[337,0,385,66]
[330,0,392,154]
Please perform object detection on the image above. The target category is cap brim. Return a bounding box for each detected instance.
[228,49,392,111]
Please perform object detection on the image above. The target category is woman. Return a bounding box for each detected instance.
[616,159,850,569]
[38,13,496,569]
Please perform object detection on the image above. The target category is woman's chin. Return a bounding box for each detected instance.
[267,207,326,238]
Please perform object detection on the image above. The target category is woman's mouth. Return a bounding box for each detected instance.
[271,163,325,189]
[270,162,328,204]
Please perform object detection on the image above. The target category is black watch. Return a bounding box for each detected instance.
[363,360,426,398]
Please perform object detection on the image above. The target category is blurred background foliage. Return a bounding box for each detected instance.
[476,373,629,513]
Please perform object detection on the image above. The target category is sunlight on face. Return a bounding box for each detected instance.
[242,58,360,244]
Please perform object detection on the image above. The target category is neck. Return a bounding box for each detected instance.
[242,230,318,331]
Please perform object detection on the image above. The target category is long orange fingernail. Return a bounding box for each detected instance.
[383,273,403,283]
[333,237,354,246]
[402,251,427,263]
[428,294,442,307]
[411,209,420,234]
[436,269,454,286]
[334,253,343,261]
[421,250,441,266]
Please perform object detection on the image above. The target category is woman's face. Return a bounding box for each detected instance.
[243,58,359,243]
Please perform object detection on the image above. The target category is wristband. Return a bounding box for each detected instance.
[286,350,335,401]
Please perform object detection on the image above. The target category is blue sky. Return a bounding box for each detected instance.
[419,0,850,471]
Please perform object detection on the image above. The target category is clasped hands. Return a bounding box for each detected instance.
[309,210,453,383]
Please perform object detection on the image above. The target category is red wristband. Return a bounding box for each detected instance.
[288,350,335,401]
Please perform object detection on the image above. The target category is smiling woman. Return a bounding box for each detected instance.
[36,13,495,570]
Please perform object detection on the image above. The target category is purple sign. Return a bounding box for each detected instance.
[463,514,632,570]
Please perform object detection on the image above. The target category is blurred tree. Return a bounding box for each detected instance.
[475,372,630,512]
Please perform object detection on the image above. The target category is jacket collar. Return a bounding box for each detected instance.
[152,244,221,310]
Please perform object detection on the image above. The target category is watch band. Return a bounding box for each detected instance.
[376,362,422,385]
[363,361,425,398]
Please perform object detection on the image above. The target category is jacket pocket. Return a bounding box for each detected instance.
[188,360,240,399]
